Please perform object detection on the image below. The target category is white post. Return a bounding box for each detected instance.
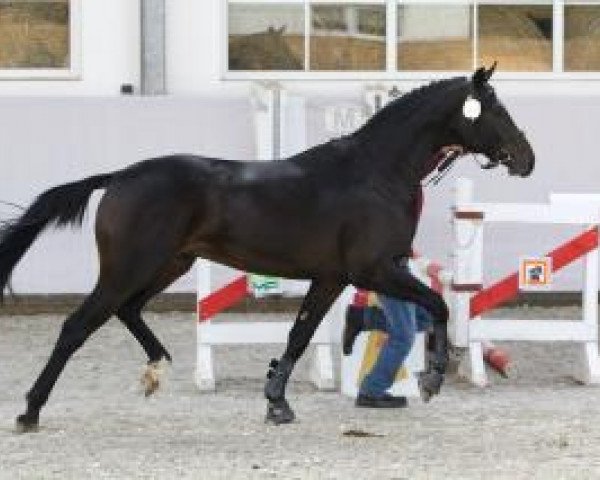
[310,287,352,391]
[250,81,280,161]
[195,259,216,391]
[310,344,335,391]
[575,234,600,383]
[458,341,487,387]
[452,177,488,386]
[451,177,478,346]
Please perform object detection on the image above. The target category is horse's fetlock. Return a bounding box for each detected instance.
[264,357,294,401]
[141,358,169,397]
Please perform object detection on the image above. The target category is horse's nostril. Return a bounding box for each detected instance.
[525,159,535,176]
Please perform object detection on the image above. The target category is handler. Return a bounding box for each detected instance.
[343,292,433,408]
[342,145,462,408]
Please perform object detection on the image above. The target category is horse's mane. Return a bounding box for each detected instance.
[355,76,469,136]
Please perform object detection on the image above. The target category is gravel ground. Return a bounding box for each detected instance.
[2,307,600,480]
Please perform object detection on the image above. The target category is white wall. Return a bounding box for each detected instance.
[0,97,255,294]
[0,0,140,96]
[166,0,244,98]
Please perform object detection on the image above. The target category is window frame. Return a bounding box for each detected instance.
[0,0,82,80]
[223,0,600,81]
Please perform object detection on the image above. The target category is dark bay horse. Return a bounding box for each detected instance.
[0,65,534,431]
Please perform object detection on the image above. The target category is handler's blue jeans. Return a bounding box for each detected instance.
[359,295,433,397]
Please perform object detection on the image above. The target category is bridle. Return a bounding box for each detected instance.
[423,147,503,187]
[424,148,463,186]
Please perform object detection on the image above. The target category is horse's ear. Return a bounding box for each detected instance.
[473,61,497,86]
[485,61,498,79]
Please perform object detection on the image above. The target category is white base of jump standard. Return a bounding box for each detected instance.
[194,259,353,392]
[195,319,339,392]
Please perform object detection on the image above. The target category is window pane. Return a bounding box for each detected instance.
[228,3,304,71]
[0,0,70,69]
[564,5,600,72]
[310,4,386,71]
[397,4,473,71]
[478,4,553,72]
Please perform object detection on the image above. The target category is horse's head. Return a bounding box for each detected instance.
[451,63,535,177]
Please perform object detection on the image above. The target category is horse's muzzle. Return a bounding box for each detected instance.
[499,131,535,177]
[503,148,535,177]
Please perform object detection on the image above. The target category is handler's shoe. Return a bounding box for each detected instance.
[343,306,364,355]
[355,393,408,409]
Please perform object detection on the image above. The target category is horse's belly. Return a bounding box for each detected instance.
[189,228,340,279]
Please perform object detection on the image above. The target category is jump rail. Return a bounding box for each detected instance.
[194,260,351,392]
[451,177,600,387]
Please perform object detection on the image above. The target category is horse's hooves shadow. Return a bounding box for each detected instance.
[265,398,296,425]
[13,422,40,435]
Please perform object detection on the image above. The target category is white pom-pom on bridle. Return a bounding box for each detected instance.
[462,96,481,120]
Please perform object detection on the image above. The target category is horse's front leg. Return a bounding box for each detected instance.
[264,279,344,425]
[357,257,449,402]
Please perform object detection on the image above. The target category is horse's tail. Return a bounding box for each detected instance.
[0,173,114,301]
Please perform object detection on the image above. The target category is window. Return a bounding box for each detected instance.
[397,4,473,71]
[564,3,600,71]
[478,3,553,72]
[225,0,600,78]
[0,0,81,79]
[228,3,304,70]
[397,2,554,72]
[310,4,386,70]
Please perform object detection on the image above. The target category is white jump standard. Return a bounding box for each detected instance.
[194,260,346,392]
[451,177,600,387]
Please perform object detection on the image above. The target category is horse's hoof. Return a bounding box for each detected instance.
[141,360,166,397]
[265,399,295,425]
[418,371,444,403]
[15,413,39,434]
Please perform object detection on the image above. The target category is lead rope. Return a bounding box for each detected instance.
[424,150,461,187]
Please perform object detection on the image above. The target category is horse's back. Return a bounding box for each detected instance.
[94,148,401,280]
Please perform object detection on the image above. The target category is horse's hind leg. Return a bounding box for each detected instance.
[264,279,343,424]
[116,255,195,396]
[119,305,171,398]
[16,285,123,432]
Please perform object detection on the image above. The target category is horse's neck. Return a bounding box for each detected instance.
[354,83,466,184]
[355,122,443,186]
